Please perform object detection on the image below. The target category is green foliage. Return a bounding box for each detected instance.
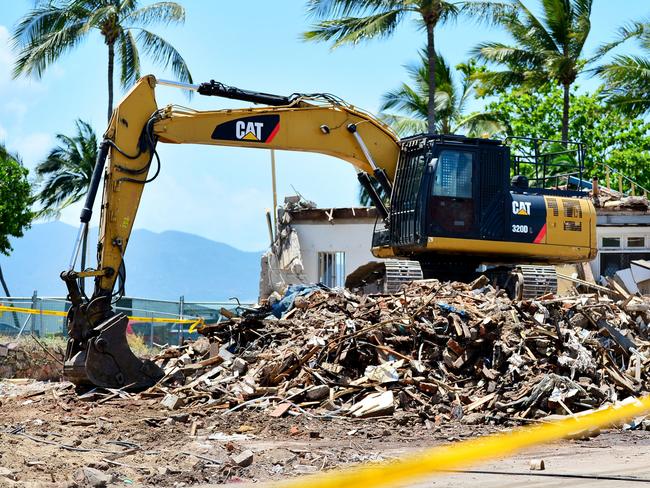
[472,0,595,140]
[0,146,33,256]
[486,85,650,189]
[34,119,97,219]
[13,0,191,85]
[596,19,650,116]
[473,0,593,91]
[304,0,512,132]
[379,49,503,136]
[12,0,192,118]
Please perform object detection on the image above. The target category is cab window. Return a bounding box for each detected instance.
[432,150,473,198]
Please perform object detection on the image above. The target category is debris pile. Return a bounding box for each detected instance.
[142,278,650,425]
[592,187,649,212]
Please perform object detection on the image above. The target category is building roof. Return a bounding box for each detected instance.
[287,207,379,222]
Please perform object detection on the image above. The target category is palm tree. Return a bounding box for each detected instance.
[303,0,511,135]
[34,120,97,287]
[380,50,503,136]
[596,19,650,116]
[13,0,193,122]
[34,120,97,219]
[471,0,594,143]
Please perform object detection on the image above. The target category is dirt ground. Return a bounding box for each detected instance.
[1,379,649,487]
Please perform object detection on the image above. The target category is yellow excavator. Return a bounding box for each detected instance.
[61,75,597,389]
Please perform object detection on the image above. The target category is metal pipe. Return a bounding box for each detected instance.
[69,139,109,270]
[348,124,393,195]
[270,150,278,230]
[68,222,87,270]
[348,124,378,171]
[265,209,274,245]
[156,78,200,92]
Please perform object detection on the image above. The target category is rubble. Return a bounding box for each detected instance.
[592,185,650,212]
[134,278,650,426]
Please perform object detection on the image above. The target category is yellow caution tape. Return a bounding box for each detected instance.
[274,395,650,488]
[0,305,204,331]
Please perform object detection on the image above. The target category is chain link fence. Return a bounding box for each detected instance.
[0,294,253,346]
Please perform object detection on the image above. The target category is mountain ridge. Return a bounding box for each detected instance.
[0,221,263,301]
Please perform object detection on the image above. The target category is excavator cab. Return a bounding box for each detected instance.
[369,134,596,286]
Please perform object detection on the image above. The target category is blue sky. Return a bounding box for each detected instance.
[0,0,647,251]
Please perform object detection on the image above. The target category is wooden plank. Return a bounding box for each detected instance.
[464,392,497,413]
[556,272,623,298]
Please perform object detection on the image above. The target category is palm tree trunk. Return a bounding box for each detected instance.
[426,22,436,135]
[562,83,570,144]
[107,42,115,122]
[0,264,20,330]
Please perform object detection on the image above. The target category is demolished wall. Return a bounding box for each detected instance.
[0,339,63,381]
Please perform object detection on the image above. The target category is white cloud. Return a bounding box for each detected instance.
[0,124,6,142]
[12,132,52,168]
[3,100,28,120]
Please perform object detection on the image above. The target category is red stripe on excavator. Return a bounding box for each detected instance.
[533,224,547,244]
[266,123,280,143]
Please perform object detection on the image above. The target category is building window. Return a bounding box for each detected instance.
[628,237,646,248]
[600,252,650,277]
[318,252,346,288]
[601,237,621,248]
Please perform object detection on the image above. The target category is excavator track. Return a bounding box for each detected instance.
[513,265,558,300]
[346,259,423,294]
[383,260,424,293]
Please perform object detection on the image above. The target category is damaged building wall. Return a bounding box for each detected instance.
[589,194,650,292]
[259,200,381,299]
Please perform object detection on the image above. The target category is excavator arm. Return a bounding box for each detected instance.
[61,75,400,389]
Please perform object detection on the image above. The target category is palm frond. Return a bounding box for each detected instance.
[379,113,428,137]
[540,0,570,47]
[473,69,530,95]
[511,0,559,52]
[84,5,118,30]
[134,28,192,83]
[117,30,141,87]
[303,9,405,47]
[305,0,407,18]
[472,41,544,67]
[124,2,185,27]
[570,0,593,58]
[13,23,90,78]
[594,18,649,59]
[598,54,650,116]
[11,2,92,78]
[454,111,506,137]
[381,82,427,115]
[459,1,515,26]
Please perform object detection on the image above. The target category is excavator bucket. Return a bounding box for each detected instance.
[62,274,164,390]
[64,313,163,389]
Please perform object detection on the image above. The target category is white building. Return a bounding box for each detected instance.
[592,208,650,291]
[259,204,381,298]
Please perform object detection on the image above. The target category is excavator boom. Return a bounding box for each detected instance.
[61,75,400,389]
